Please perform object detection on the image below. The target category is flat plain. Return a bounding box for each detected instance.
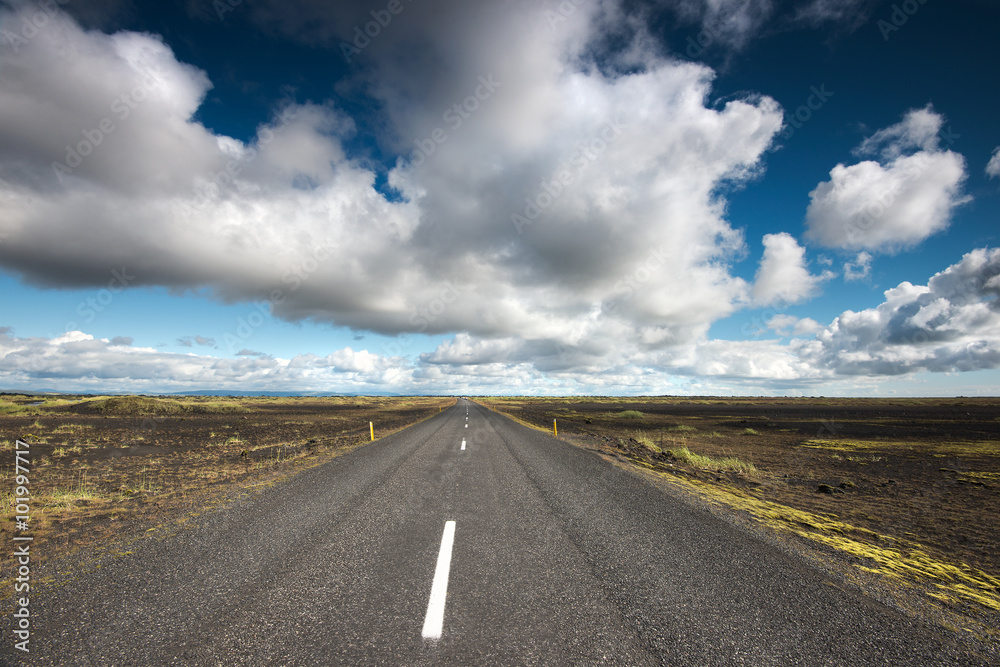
[0,394,454,583]
[2,393,998,658]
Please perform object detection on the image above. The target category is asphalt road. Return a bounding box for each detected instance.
[4,399,987,665]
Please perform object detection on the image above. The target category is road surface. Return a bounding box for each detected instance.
[3,399,986,665]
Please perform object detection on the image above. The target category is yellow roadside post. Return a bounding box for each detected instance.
[553,419,558,438]
[370,421,375,441]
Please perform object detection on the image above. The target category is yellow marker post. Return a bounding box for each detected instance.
[370,421,375,441]
[553,419,558,438]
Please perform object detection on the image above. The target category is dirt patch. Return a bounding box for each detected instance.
[1,394,455,591]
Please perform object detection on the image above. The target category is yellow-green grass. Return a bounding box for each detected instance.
[631,431,758,476]
[0,396,80,414]
[83,395,252,415]
[803,438,1000,457]
[669,446,758,476]
[35,473,103,510]
[634,461,1000,614]
[0,401,37,415]
[955,471,1000,481]
[943,470,1000,485]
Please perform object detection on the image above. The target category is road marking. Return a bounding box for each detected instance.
[464,424,468,428]
[461,439,466,450]
[422,520,456,640]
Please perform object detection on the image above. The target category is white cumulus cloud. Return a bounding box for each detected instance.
[0,330,408,393]
[752,232,831,306]
[804,106,968,253]
[987,146,1000,179]
[2,250,998,393]
[843,250,873,282]
[5,3,994,396]
[0,3,782,357]
[806,248,1000,375]
[767,314,822,336]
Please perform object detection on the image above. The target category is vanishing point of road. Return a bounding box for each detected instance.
[4,399,986,665]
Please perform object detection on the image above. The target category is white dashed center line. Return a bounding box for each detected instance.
[422,520,456,640]
[461,439,466,450]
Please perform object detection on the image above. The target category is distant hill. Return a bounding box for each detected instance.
[0,389,407,398]
[165,390,406,397]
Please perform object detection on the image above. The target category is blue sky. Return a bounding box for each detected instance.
[0,0,999,395]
